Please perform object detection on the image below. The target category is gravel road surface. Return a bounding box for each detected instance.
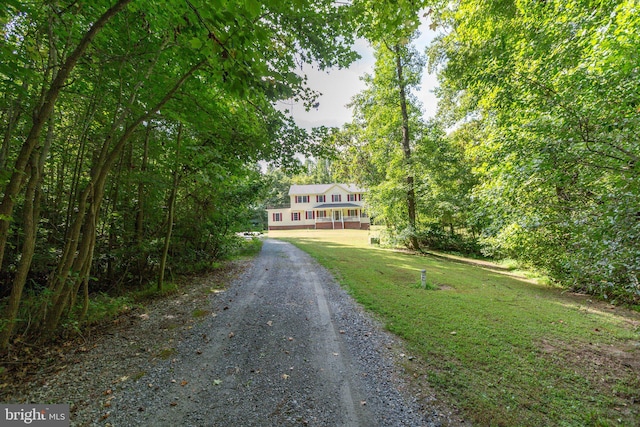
[106,239,446,426]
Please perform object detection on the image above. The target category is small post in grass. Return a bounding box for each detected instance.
[421,269,427,289]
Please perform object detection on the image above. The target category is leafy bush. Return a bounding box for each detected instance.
[415,225,482,255]
[378,225,482,256]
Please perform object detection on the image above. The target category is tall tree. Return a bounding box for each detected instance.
[345,38,426,249]
[0,0,133,270]
[0,0,361,346]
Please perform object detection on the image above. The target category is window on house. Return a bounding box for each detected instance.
[331,194,341,202]
[316,195,326,203]
[305,211,315,220]
[295,195,309,203]
[317,210,326,218]
[347,194,362,202]
[291,212,301,221]
[347,209,358,217]
[273,213,282,222]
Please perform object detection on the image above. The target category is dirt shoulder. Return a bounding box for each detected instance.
[0,260,249,424]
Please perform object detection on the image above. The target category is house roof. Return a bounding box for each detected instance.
[314,203,361,209]
[288,183,366,195]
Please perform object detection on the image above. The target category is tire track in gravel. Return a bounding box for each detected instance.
[107,239,432,426]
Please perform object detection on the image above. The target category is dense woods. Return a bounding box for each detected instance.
[1,0,639,349]
[329,0,640,306]
[0,0,358,348]
[430,0,640,305]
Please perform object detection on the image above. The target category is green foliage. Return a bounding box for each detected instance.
[133,282,180,302]
[231,237,264,259]
[415,224,481,255]
[0,0,361,344]
[77,293,134,326]
[191,308,209,318]
[429,0,640,304]
[334,36,479,254]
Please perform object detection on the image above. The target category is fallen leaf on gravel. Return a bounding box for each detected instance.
[196,349,202,355]
[281,374,290,380]
[104,389,112,395]
[339,330,345,334]
[180,380,188,386]
[228,332,235,338]
[171,379,177,383]
[139,313,149,320]
[213,379,222,385]
[170,402,177,407]
[288,337,294,341]
[267,321,273,327]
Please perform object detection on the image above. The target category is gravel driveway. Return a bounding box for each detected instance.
[102,239,452,426]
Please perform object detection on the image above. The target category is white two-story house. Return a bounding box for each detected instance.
[267,184,369,230]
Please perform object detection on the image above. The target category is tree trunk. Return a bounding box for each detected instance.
[394,46,420,251]
[158,123,183,292]
[0,109,55,349]
[0,0,133,271]
[41,61,205,337]
[136,125,151,246]
[0,159,38,350]
[106,152,125,284]
[0,83,27,171]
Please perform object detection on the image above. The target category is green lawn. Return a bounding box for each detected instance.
[268,229,640,426]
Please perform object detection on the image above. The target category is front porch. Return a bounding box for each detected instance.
[314,210,369,230]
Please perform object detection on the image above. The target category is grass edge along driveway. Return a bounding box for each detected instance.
[269,230,640,427]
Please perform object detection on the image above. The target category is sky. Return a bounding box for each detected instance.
[281,23,439,131]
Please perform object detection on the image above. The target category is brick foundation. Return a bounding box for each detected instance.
[268,222,370,231]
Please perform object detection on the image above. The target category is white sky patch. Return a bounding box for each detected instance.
[282,20,438,131]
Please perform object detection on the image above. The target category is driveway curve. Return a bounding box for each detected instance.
[108,239,438,426]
